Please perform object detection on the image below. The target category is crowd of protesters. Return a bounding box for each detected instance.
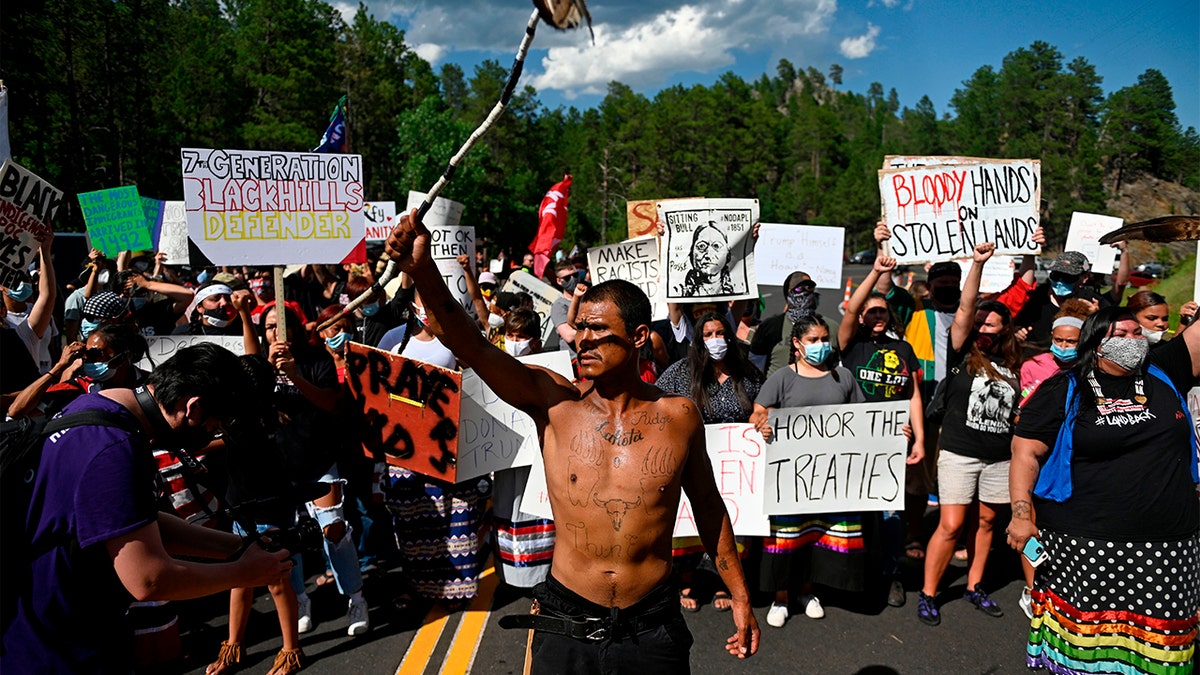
[4,216,1198,675]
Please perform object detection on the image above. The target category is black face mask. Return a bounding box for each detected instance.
[931,285,962,307]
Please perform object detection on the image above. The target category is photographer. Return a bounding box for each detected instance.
[2,344,294,674]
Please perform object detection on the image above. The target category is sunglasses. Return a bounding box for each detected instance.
[1049,272,1080,284]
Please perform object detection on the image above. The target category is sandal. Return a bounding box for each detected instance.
[954,548,969,562]
[679,589,701,613]
[904,540,926,560]
[206,640,241,675]
[315,571,336,587]
[712,591,733,612]
[266,647,305,675]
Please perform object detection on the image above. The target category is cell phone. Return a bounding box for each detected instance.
[1074,286,1098,303]
[1022,536,1048,567]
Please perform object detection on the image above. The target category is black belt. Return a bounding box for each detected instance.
[499,605,678,642]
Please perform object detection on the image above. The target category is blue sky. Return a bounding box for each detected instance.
[340,0,1198,131]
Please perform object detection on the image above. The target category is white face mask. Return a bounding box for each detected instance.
[504,338,532,357]
[704,337,728,361]
[1143,328,1164,345]
[487,313,506,329]
[411,303,428,325]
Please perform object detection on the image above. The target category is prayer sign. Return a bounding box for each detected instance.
[78,186,153,257]
[363,201,395,242]
[674,424,769,537]
[157,201,190,266]
[0,159,61,287]
[1064,212,1123,275]
[135,334,245,371]
[587,236,667,321]
[755,223,845,289]
[658,198,758,302]
[503,270,561,346]
[456,351,573,482]
[180,148,365,265]
[764,401,909,514]
[345,343,463,482]
[878,158,1042,264]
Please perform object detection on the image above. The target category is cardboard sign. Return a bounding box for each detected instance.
[878,158,1042,264]
[136,334,245,371]
[0,159,61,287]
[674,424,769,537]
[755,223,845,289]
[883,155,980,169]
[1065,212,1123,275]
[456,351,574,482]
[158,201,190,266]
[503,270,561,346]
[764,401,909,514]
[78,186,153,257]
[956,255,1018,294]
[345,343,463,482]
[180,148,365,265]
[405,191,463,228]
[658,198,758,301]
[626,197,700,240]
[587,236,667,321]
[363,201,396,242]
[430,224,477,313]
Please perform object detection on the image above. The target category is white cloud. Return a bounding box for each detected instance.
[869,0,902,7]
[413,43,446,64]
[839,23,880,59]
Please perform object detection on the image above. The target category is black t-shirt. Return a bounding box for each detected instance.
[1,325,40,392]
[273,350,345,483]
[841,335,921,403]
[1014,284,1115,349]
[132,295,182,336]
[936,346,1020,460]
[750,313,786,358]
[1015,337,1198,542]
[360,286,412,348]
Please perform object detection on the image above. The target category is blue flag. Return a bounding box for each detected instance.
[313,95,347,153]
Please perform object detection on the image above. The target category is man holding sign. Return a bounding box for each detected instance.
[385,209,758,671]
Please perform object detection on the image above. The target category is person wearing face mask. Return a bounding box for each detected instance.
[174,282,256,348]
[656,311,764,612]
[1009,307,1200,675]
[330,275,411,349]
[918,243,1024,627]
[1019,300,1093,404]
[79,292,131,340]
[1124,289,1184,350]
[1015,249,1122,351]
[750,314,864,628]
[549,260,582,358]
[749,271,842,377]
[115,269,194,336]
[3,235,58,374]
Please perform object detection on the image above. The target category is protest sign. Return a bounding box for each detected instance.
[1064,212,1123,275]
[674,424,769,537]
[157,201,190,266]
[404,191,473,310]
[878,158,1042,264]
[755,223,845,289]
[363,201,396,242]
[503,270,561,346]
[1195,242,1200,306]
[78,186,153,257]
[587,236,667,321]
[405,191,463,227]
[135,335,245,371]
[345,343,463,482]
[180,148,365,265]
[456,351,573,482]
[142,197,165,248]
[0,159,61,287]
[883,155,981,169]
[764,401,908,514]
[626,197,701,240]
[658,198,758,302]
[956,254,1017,293]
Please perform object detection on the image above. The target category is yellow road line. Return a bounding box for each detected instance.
[439,566,500,675]
[396,601,452,675]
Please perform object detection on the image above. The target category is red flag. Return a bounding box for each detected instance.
[528,175,572,279]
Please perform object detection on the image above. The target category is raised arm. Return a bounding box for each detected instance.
[840,255,896,348]
[1007,436,1051,551]
[872,222,895,295]
[456,254,490,329]
[231,290,260,357]
[950,243,995,351]
[565,281,588,326]
[126,272,195,313]
[28,235,57,339]
[1107,241,1130,304]
[1016,227,1046,286]
[84,249,105,299]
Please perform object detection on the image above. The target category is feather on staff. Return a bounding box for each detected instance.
[1098,215,1200,245]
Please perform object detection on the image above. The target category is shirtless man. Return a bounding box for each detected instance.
[386,211,758,672]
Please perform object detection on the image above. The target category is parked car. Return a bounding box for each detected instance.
[847,249,877,265]
[1135,262,1169,279]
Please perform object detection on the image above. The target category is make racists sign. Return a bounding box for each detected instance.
[363,201,396,242]
[764,401,909,514]
[0,159,61,288]
[674,424,770,537]
[503,270,561,346]
[878,158,1042,264]
[345,343,463,483]
[79,186,153,257]
[181,148,365,265]
[587,236,667,321]
[658,198,758,302]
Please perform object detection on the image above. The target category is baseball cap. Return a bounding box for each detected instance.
[478,271,499,286]
[82,291,127,320]
[927,262,962,282]
[782,271,816,296]
[1049,251,1090,276]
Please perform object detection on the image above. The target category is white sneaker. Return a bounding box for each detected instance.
[347,595,369,636]
[296,594,313,634]
[801,594,825,619]
[766,602,789,628]
[1019,586,1033,620]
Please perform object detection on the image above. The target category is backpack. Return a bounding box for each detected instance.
[0,409,143,638]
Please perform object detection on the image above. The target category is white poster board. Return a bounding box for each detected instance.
[878,158,1042,264]
[158,201,190,266]
[956,255,1017,294]
[1065,212,1123,275]
[674,424,769,537]
[0,159,61,287]
[1194,242,1200,306]
[658,198,758,301]
[883,155,982,169]
[755,223,845,289]
[405,191,463,228]
[363,201,396,242]
[456,351,573,482]
[587,236,667,321]
[181,148,365,265]
[764,401,909,514]
[430,224,476,313]
[503,270,561,346]
[136,335,246,371]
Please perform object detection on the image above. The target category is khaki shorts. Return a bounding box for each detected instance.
[936,449,1010,505]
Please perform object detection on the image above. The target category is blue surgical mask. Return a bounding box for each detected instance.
[1050,279,1074,297]
[6,282,33,302]
[80,319,102,339]
[803,341,832,365]
[1050,343,1077,362]
[324,331,352,352]
[83,356,121,382]
[361,301,381,317]
[197,270,212,285]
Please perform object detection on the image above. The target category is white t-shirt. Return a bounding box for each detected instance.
[5,311,58,374]
[395,333,457,371]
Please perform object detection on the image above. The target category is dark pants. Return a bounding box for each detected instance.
[528,575,693,675]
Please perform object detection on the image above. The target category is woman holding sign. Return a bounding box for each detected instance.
[750,314,864,628]
[918,243,1022,627]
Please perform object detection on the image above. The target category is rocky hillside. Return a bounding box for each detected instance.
[1107,175,1200,262]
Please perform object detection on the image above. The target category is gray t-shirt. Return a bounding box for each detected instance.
[755,365,862,409]
[549,295,573,356]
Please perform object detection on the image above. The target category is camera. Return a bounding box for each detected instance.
[256,516,324,554]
